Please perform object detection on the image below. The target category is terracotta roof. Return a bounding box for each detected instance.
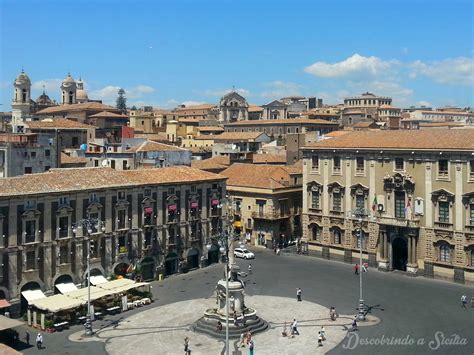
[125,140,185,152]
[133,133,169,142]
[305,130,474,151]
[419,122,464,127]
[379,104,399,109]
[248,105,264,112]
[89,111,129,119]
[324,130,351,138]
[0,167,225,197]
[178,118,206,124]
[175,104,216,111]
[221,163,299,190]
[208,132,267,141]
[26,118,93,130]
[353,121,377,128]
[60,153,88,165]
[36,102,120,115]
[225,118,338,126]
[191,155,230,170]
[197,126,224,132]
[253,154,287,164]
[421,110,473,116]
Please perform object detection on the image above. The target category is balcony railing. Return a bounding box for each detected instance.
[251,211,290,220]
[377,216,420,228]
[434,221,453,230]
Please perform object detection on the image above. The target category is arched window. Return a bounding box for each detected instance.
[22,89,27,102]
[69,91,73,104]
[311,225,321,242]
[439,243,450,262]
[333,228,342,245]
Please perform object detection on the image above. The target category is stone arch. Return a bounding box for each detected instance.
[20,281,42,314]
[0,287,9,300]
[53,274,75,294]
[308,223,322,242]
[165,252,178,276]
[82,265,105,280]
[140,256,156,281]
[207,243,219,265]
[392,237,408,271]
[185,248,200,270]
[113,262,130,277]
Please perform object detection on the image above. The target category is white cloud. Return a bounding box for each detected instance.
[31,78,62,92]
[304,54,396,78]
[417,100,432,107]
[0,81,10,89]
[90,85,155,101]
[410,57,474,85]
[260,80,302,99]
[181,100,206,107]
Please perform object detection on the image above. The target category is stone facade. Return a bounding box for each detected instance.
[302,131,474,284]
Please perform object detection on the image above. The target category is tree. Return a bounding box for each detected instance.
[116,88,127,113]
[130,105,137,111]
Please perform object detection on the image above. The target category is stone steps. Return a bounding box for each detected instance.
[192,316,269,339]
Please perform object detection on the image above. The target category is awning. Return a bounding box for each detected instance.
[0,299,11,309]
[95,278,149,292]
[21,289,46,303]
[0,315,23,331]
[55,282,78,294]
[30,294,84,313]
[90,275,108,286]
[144,207,153,215]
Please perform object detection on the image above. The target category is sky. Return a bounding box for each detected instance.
[0,0,473,110]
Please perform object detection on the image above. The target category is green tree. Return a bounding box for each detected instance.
[116,88,127,113]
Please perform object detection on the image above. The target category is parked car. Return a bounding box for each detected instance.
[234,248,255,259]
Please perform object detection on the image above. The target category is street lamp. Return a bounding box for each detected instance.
[72,217,106,336]
[349,207,371,321]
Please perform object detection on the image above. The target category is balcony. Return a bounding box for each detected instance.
[377,216,420,228]
[434,221,453,230]
[251,211,290,220]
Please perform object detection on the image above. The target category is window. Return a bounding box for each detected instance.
[31,151,36,158]
[94,160,99,167]
[118,235,127,253]
[312,225,321,241]
[25,220,36,243]
[59,244,69,264]
[311,156,319,171]
[356,157,364,173]
[355,195,365,210]
[470,204,474,225]
[111,160,116,169]
[58,216,69,238]
[439,243,450,262]
[24,167,32,174]
[395,158,404,171]
[247,218,252,229]
[144,188,152,197]
[470,161,474,179]
[235,199,242,213]
[26,250,36,270]
[333,156,341,173]
[118,191,125,200]
[311,191,320,209]
[90,240,99,258]
[470,248,474,267]
[438,159,448,177]
[395,191,405,218]
[123,161,128,170]
[169,187,175,194]
[45,166,50,171]
[72,137,79,147]
[333,192,342,212]
[117,209,127,229]
[438,202,450,223]
[333,229,342,244]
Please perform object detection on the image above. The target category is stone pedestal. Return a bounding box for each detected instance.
[406,264,418,276]
[378,260,389,271]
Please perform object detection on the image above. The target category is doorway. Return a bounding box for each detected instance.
[392,237,408,271]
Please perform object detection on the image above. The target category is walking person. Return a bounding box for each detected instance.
[248,339,255,355]
[354,264,359,275]
[184,336,191,355]
[362,262,368,273]
[292,319,299,335]
[248,264,252,275]
[461,294,468,308]
[25,331,30,346]
[320,326,326,341]
[351,318,358,332]
[36,333,43,350]
[296,288,302,301]
[240,332,246,348]
[317,331,323,347]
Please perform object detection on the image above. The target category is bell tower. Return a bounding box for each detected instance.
[11,70,32,133]
[60,73,77,105]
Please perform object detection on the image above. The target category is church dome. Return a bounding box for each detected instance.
[61,73,76,88]
[14,70,31,85]
[36,92,53,105]
[76,89,88,102]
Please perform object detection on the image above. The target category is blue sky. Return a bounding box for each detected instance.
[1,0,473,109]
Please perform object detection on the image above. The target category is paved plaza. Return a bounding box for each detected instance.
[11,247,474,354]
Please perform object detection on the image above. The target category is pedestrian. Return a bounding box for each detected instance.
[25,331,30,346]
[184,336,191,355]
[317,331,323,347]
[354,264,359,275]
[281,322,288,337]
[248,264,252,275]
[248,339,254,355]
[216,320,223,332]
[296,288,302,301]
[351,318,358,332]
[362,262,368,272]
[276,247,281,255]
[240,332,246,347]
[320,326,326,341]
[233,310,238,326]
[36,333,43,350]
[292,318,299,335]
[329,307,337,321]
[461,294,468,308]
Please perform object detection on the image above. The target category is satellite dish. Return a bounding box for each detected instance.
[101,159,109,167]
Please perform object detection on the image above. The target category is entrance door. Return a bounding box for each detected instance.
[141,257,155,281]
[392,237,408,271]
[208,245,219,265]
[165,254,178,275]
[187,249,199,270]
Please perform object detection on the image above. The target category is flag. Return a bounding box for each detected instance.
[372,195,378,212]
[404,197,412,219]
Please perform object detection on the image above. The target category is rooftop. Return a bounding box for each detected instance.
[305,130,474,151]
[225,118,339,126]
[191,155,230,171]
[89,111,129,119]
[0,166,226,197]
[26,118,93,130]
[197,126,225,132]
[60,153,88,165]
[36,102,120,115]
[125,140,186,152]
[175,104,216,111]
[221,163,301,190]
[206,131,267,141]
[253,154,287,164]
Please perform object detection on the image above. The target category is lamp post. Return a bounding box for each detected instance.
[72,217,106,336]
[349,207,370,321]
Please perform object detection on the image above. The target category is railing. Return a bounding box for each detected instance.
[434,221,453,230]
[251,211,290,220]
[377,216,420,228]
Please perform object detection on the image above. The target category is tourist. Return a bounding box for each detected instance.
[296,288,302,302]
[248,339,255,355]
[240,332,246,347]
[25,331,30,346]
[248,264,252,275]
[292,318,299,335]
[233,311,238,326]
[281,322,288,337]
[36,333,43,350]
[246,331,252,345]
[276,247,281,255]
[318,331,323,347]
[362,262,369,272]
[184,336,191,355]
[461,294,468,308]
[329,307,337,321]
[320,326,326,341]
[216,320,223,332]
[351,318,358,332]
[354,264,359,275]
